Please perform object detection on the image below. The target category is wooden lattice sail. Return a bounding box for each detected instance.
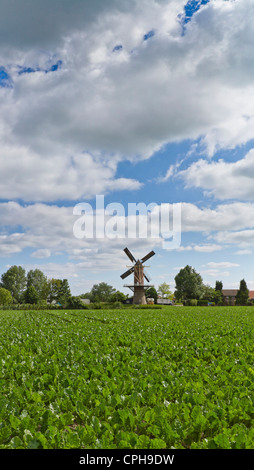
[120,247,155,304]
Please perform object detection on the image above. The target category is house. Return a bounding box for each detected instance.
[80,298,90,305]
[222,289,238,305]
[157,298,173,305]
[123,296,133,304]
[249,291,254,301]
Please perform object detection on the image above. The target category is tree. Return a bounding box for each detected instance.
[66,296,85,309]
[90,283,116,302]
[24,285,39,304]
[200,284,216,301]
[215,280,223,292]
[47,279,62,304]
[47,278,71,304]
[80,292,92,300]
[109,291,127,303]
[145,287,158,303]
[27,269,48,300]
[157,283,172,299]
[1,266,26,302]
[214,281,223,304]
[0,287,12,305]
[174,265,204,301]
[58,279,71,305]
[235,279,249,306]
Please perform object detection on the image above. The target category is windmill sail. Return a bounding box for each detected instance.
[123,247,136,264]
[143,270,150,283]
[141,250,155,263]
[120,266,135,279]
[121,247,155,305]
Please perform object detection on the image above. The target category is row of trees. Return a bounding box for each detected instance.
[0,263,251,307]
[81,282,173,304]
[0,265,72,305]
[174,265,250,306]
[81,282,127,304]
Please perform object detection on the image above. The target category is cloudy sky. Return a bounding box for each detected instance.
[1,0,254,295]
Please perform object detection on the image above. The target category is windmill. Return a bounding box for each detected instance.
[120,247,155,304]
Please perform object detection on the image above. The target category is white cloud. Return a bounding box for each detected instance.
[1,1,254,201]
[193,244,223,253]
[180,202,254,232]
[0,144,141,201]
[201,269,230,278]
[205,261,239,269]
[2,200,254,261]
[0,202,162,273]
[212,229,254,248]
[31,249,51,259]
[235,249,252,255]
[178,150,254,200]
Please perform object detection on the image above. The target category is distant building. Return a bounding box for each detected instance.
[157,298,173,305]
[80,298,90,305]
[222,289,238,305]
[249,291,254,301]
[123,297,133,304]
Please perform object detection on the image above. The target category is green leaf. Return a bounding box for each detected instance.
[10,436,24,449]
[27,439,43,449]
[150,438,167,449]
[10,415,21,430]
[213,433,231,449]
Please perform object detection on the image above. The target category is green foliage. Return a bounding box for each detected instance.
[174,265,204,301]
[47,279,62,304]
[215,280,223,292]
[47,279,71,305]
[200,284,216,302]
[157,283,171,299]
[109,291,127,303]
[197,300,209,306]
[58,279,71,305]
[1,306,254,449]
[27,269,48,300]
[1,265,26,302]
[90,282,116,303]
[185,299,198,306]
[0,287,12,305]
[235,279,249,306]
[24,285,39,305]
[66,296,86,309]
[145,287,158,303]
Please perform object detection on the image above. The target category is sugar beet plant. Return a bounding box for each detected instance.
[1,307,254,449]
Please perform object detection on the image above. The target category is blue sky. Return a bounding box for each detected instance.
[1,0,254,295]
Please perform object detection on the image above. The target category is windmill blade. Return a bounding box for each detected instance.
[124,247,136,264]
[141,250,155,264]
[120,266,135,279]
[144,269,150,283]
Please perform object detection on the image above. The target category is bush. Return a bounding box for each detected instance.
[110,301,122,309]
[185,299,198,306]
[66,296,86,309]
[133,304,162,309]
[37,300,48,308]
[0,287,12,306]
[91,302,102,309]
[197,300,209,306]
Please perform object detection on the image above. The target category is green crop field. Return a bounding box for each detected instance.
[1,306,254,449]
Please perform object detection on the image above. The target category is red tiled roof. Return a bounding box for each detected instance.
[249,290,254,299]
[222,289,238,297]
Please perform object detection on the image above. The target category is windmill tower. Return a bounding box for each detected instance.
[120,247,155,304]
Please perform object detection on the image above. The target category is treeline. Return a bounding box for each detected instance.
[0,263,252,308]
[174,265,251,306]
[0,266,130,308]
[0,265,75,307]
